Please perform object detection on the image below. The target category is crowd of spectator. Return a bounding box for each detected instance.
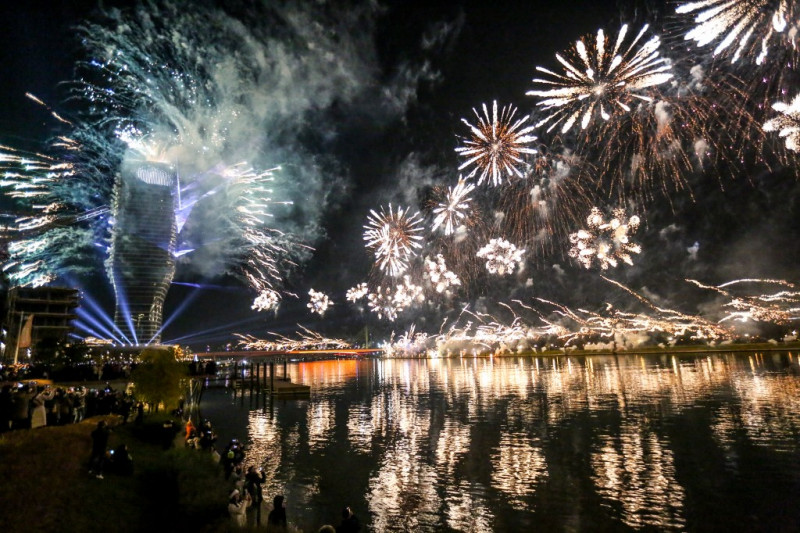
[0,380,138,432]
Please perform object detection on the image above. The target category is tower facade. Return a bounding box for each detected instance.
[107,161,177,345]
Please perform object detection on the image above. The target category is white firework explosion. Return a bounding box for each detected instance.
[424,254,461,293]
[676,0,797,65]
[252,289,280,312]
[568,207,641,270]
[346,282,369,303]
[527,24,673,133]
[455,101,538,187]
[363,204,424,277]
[367,286,401,322]
[307,288,332,316]
[476,238,526,275]
[764,93,800,151]
[432,177,475,235]
[393,275,425,309]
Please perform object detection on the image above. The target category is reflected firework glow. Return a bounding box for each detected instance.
[200,353,800,531]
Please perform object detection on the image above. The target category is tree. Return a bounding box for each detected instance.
[131,346,187,412]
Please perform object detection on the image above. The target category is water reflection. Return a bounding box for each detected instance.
[202,352,800,531]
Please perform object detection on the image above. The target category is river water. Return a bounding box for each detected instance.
[199,353,800,532]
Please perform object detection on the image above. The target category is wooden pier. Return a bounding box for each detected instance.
[229,359,310,396]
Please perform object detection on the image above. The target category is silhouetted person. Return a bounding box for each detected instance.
[89,420,110,478]
[338,506,360,533]
[267,494,287,532]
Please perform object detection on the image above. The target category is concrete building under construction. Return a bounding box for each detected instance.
[4,286,80,361]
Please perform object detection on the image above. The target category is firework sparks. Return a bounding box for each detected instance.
[764,93,800,151]
[367,286,401,321]
[393,275,425,308]
[0,2,333,298]
[383,325,431,357]
[307,288,332,316]
[424,254,461,293]
[431,177,475,235]
[688,278,800,324]
[252,289,281,312]
[346,282,369,303]
[676,0,797,64]
[363,204,424,277]
[569,207,641,270]
[495,140,597,259]
[476,238,526,275]
[455,101,538,186]
[527,24,673,133]
[236,325,350,351]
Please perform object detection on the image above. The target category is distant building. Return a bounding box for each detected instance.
[4,286,79,360]
[107,161,178,345]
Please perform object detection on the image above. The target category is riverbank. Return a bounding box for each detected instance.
[0,412,234,532]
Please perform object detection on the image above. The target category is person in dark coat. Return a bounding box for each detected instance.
[0,385,12,431]
[89,420,111,478]
[338,506,360,533]
[267,494,287,531]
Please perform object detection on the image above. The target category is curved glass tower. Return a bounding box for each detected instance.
[107,161,177,345]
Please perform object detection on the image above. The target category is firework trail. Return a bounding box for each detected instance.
[431,177,475,236]
[307,288,332,316]
[528,24,673,134]
[687,278,800,324]
[236,325,350,351]
[764,93,800,150]
[455,101,538,186]
[363,204,424,277]
[569,207,641,270]
[676,0,798,65]
[476,238,526,275]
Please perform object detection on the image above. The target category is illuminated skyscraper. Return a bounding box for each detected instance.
[106,161,177,345]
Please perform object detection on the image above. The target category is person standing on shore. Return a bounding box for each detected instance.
[338,506,360,533]
[89,420,110,478]
[30,385,55,429]
[266,494,287,532]
[245,465,266,524]
[228,489,251,528]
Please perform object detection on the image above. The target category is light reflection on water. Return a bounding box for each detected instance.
[200,353,800,532]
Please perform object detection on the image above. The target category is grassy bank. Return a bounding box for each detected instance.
[0,413,232,533]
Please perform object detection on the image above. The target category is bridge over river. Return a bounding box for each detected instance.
[191,348,383,360]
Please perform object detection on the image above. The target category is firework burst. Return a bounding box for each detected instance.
[252,289,280,312]
[676,0,798,65]
[495,140,597,258]
[307,288,332,316]
[431,177,475,235]
[476,238,526,275]
[528,24,673,134]
[424,254,461,294]
[764,93,800,151]
[346,282,369,303]
[455,101,538,186]
[363,204,424,277]
[367,286,401,321]
[569,207,641,270]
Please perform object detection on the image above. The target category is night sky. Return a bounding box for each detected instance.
[2,0,799,348]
